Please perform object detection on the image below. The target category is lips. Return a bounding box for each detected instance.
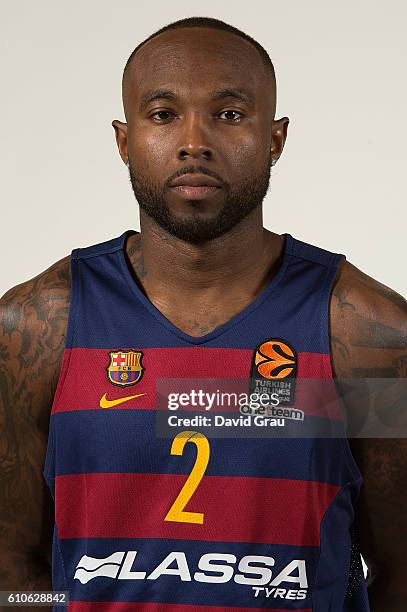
[170,185,220,200]
[169,173,222,188]
[169,173,222,200]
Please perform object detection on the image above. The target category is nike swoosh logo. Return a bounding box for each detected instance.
[99,392,146,408]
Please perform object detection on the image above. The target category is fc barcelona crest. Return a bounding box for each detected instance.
[106,350,144,387]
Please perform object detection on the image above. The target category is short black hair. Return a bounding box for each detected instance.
[122,16,276,98]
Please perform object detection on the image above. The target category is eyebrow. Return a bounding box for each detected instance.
[138,87,255,112]
[210,88,254,106]
[139,89,177,112]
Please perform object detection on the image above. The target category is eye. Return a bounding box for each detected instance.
[150,110,174,122]
[218,110,244,122]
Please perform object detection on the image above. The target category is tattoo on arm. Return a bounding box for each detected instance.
[330,263,407,608]
[0,258,70,589]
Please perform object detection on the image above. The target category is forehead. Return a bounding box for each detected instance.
[126,27,267,97]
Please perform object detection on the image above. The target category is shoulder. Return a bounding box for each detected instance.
[1,254,71,326]
[329,259,407,377]
[0,255,71,371]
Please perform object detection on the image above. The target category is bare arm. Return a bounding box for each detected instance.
[0,256,70,607]
[330,260,407,611]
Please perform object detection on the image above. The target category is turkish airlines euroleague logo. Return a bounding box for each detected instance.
[250,338,297,406]
[255,340,297,379]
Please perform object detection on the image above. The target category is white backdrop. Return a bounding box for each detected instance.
[1,0,406,297]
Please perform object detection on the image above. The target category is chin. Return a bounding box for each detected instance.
[166,220,231,244]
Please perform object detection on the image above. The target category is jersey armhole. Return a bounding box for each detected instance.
[320,254,363,484]
[43,250,80,482]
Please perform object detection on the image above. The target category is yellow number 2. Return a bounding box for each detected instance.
[164,430,210,525]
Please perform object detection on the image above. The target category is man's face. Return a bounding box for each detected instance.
[115,27,285,244]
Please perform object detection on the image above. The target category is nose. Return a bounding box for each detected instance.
[175,112,214,161]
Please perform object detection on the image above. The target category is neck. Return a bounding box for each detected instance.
[127,208,284,302]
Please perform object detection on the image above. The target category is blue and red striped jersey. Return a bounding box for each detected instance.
[43,229,370,611]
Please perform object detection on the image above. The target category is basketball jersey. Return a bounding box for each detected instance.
[43,228,370,611]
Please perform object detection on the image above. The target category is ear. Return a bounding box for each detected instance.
[112,119,129,165]
[270,116,290,165]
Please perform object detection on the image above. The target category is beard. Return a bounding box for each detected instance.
[127,154,272,245]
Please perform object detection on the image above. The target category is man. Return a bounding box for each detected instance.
[0,15,406,612]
